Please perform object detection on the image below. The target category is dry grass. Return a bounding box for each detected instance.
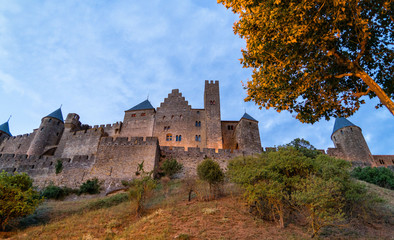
[1,179,393,240]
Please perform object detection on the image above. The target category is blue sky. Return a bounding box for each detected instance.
[0,0,393,154]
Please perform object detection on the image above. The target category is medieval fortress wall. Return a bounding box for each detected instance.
[0,81,263,191]
[0,81,393,192]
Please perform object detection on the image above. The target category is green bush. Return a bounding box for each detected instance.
[55,159,63,174]
[197,158,224,199]
[227,145,368,238]
[79,178,101,195]
[41,184,74,200]
[0,171,42,230]
[87,193,129,210]
[161,158,183,178]
[351,166,394,190]
[128,162,156,217]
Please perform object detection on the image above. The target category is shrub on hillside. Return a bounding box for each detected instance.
[79,178,101,195]
[41,184,75,200]
[55,159,63,175]
[0,171,42,230]
[197,158,224,199]
[227,145,371,238]
[128,161,157,217]
[161,158,183,178]
[351,166,394,190]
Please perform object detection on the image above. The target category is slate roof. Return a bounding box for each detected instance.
[126,100,155,111]
[241,113,258,122]
[46,108,64,122]
[332,118,356,135]
[0,121,12,136]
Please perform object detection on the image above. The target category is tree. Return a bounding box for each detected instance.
[0,171,42,230]
[161,158,183,178]
[227,147,362,237]
[283,138,321,158]
[218,0,394,123]
[197,158,224,198]
[128,161,156,217]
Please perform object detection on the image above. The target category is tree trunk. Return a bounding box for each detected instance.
[356,70,394,116]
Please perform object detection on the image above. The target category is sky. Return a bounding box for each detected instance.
[0,0,393,154]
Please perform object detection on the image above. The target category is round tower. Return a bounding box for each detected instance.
[331,118,373,164]
[27,108,65,156]
[0,119,12,143]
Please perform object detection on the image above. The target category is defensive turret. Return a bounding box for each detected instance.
[27,108,65,156]
[331,118,373,164]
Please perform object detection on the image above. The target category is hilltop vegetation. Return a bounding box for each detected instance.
[1,144,393,239]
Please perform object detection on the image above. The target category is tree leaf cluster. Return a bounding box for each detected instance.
[227,146,368,237]
[351,166,394,190]
[161,158,183,178]
[0,171,42,231]
[218,0,394,122]
[127,162,157,217]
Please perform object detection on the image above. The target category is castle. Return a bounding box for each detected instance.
[0,81,392,191]
[0,81,261,191]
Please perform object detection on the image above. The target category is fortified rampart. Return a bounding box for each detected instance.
[2,82,393,192]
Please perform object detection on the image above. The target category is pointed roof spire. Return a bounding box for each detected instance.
[241,112,258,122]
[126,99,155,111]
[45,107,64,122]
[332,117,356,135]
[0,119,12,136]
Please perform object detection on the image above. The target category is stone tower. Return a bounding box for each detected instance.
[64,113,81,131]
[235,113,262,154]
[27,108,65,156]
[0,120,12,144]
[122,100,156,137]
[204,80,222,150]
[331,118,374,164]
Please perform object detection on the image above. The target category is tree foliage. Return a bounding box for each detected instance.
[0,171,42,230]
[227,145,367,238]
[218,0,394,123]
[197,159,224,187]
[197,159,225,199]
[127,161,157,217]
[351,166,394,190]
[161,158,183,178]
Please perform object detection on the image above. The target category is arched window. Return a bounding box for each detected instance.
[176,135,179,141]
[195,135,198,141]
[198,135,201,142]
[179,135,182,141]
[166,134,172,141]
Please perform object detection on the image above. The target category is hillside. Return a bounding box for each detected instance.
[1,180,393,240]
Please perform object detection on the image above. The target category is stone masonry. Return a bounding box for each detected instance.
[0,81,262,191]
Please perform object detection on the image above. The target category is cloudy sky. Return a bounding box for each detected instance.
[0,0,393,154]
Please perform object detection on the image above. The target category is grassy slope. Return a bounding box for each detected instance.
[1,180,393,240]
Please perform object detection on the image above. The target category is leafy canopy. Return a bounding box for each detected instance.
[227,145,368,237]
[0,171,42,230]
[218,0,394,123]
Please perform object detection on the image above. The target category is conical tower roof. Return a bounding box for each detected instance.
[126,100,155,111]
[332,118,356,135]
[0,121,12,136]
[45,108,64,122]
[241,113,258,122]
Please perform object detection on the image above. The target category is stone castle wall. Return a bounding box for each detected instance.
[0,132,36,155]
[0,137,161,192]
[160,146,247,177]
[55,127,105,158]
[373,155,394,167]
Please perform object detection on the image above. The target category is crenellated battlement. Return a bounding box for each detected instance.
[99,136,158,146]
[205,80,219,85]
